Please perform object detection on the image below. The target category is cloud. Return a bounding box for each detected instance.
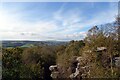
[0,2,118,41]
[64,31,87,40]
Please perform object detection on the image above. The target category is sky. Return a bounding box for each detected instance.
[0,2,118,41]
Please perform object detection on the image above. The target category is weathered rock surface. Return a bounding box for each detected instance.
[49,56,91,79]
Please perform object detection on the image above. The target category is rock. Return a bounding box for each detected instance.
[115,57,120,67]
[49,65,58,71]
[96,47,107,51]
[50,71,60,78]
[50,56,91,79]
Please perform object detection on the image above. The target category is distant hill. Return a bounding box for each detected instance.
[2,40,68,48]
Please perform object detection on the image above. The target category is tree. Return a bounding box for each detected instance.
[2,47,23,79]
[22,46,56,79]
